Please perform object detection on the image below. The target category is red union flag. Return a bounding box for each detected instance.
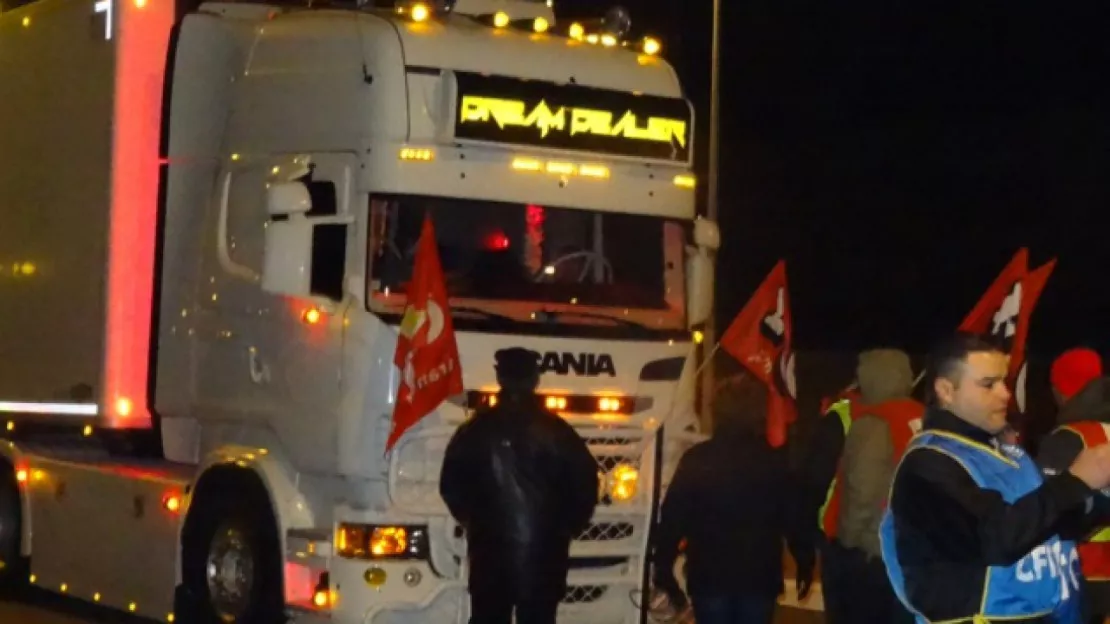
[960,248,1028,336]
[719,260,797,448]
[959,248,1056,414]
[1008,260,1055,412]
[386,215,464,453]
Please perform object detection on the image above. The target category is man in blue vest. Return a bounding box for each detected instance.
[880,332,1110,623]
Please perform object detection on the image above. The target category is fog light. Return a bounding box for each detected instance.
[364,566,387,587]
[312,572,333,609]
[598,397,624,412]
[545,396,567,411]
[403,568,422,587]
[410,2,429,22]
[370,526,408,556]
[608,463,639,501]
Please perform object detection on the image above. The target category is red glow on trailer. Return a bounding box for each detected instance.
[525,204,545,227]
[14,463,29,487]
[101,0,175,429]
[484,231,510,251]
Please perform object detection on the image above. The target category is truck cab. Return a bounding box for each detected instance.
[0,0,717,621]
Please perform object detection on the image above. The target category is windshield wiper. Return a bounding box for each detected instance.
[452,306,658,335]
[532,309,655,332]
[451,306,521,325]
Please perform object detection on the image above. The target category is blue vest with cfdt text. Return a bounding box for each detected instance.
[880,431,1082,623]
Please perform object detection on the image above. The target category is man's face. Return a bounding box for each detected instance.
[934,350,1012,435]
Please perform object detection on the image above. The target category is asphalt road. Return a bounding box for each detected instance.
[1,592,824,623]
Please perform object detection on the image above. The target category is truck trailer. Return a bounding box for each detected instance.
[0,0,718,620]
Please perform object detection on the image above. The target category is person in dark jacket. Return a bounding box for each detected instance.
[881,332,1110,623]
[652,371,814,624]
[1038,348,1110,624]
[439,347,599,624]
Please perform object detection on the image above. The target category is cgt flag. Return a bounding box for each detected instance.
[960,248,1056,414]
[386,214,464,453]
[719,260,797,448]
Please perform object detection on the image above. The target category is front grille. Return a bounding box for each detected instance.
[591,436,636,446]
[564,584,608,604]
[578,522,635,542]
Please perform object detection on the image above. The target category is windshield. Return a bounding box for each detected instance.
[368,194,687,332]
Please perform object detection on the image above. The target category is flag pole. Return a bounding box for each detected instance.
[699,0,724,430]
[693,342,722,379]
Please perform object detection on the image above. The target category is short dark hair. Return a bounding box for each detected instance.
[927,331,1006,390]
[712,371,768,438]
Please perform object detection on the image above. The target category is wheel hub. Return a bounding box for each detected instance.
[205,523,255,621]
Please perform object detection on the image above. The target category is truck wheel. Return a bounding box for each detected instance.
[179,473,285,623]
[0,464,28,595]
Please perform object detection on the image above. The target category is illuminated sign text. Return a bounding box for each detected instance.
[451,71,693,163]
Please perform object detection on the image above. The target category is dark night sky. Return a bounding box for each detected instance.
[559,1,1110,357]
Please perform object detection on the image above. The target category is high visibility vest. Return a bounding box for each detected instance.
[882,431,1081,623]
[818,398,923,539]
[817,399,853,537]
[1056,421,1110,581]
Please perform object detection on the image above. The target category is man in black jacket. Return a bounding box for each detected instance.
[882,332,1110,623]
[652,372,813,624]
[440,347,599,624]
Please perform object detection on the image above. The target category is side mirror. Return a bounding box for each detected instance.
[267,181,312,216]
[685,247,714,327]
[262,215,313,298]
[692,216,720,251]
[261,179,350,301]
[263,181,313,297]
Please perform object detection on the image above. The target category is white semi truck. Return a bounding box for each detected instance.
[0,0,718,620]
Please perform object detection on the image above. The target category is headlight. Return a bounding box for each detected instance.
[336,524,428,559]
[607,464,639,502]
[370,527,407,556]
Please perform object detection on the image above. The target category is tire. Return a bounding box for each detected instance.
[178,472,286,624]
[0,463,28,596]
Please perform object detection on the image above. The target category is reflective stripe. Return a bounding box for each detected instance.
[0,401,98,416]
[816,400,853,530]
[1059,422,1110,449]
[1056,422,1110,578]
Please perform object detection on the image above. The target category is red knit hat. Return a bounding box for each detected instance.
[1050,348,1103,401]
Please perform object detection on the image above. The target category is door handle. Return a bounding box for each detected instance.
[249,348,270,384]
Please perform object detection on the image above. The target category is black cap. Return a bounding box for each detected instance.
[494,347,540,379]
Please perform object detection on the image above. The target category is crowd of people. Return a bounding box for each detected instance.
[657,333,1110,624]
[437,336,1110,623]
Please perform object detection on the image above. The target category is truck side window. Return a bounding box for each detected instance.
[311,221,346,301]
[305,179,345,301]
[305,180,337,217]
